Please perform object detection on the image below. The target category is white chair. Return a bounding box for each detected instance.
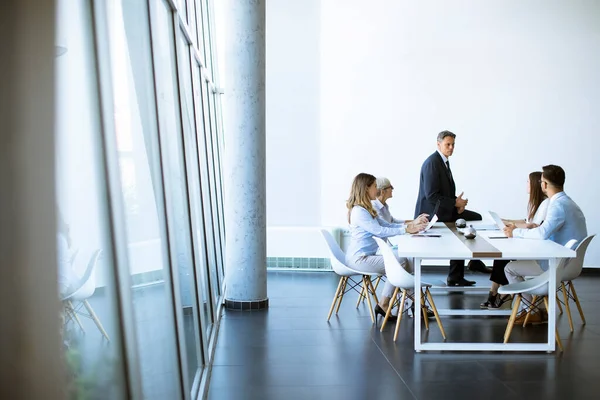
[62,249,110,341]
[374,237,446,342]
[497,240,578,352]
[320,230,381,323]
[557,235,595,332]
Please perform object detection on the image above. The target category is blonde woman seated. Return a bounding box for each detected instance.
[345,173,429,321]
[372,177,405,224]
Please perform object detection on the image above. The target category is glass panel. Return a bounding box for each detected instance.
[195,71,220,313]
[202,80,223,303]
[55,0,126,398]
[193,0,205,60]
[153,0,201,391]
[207,88,226,285]
[180,34,213,359]
[200,0,213,74]
[194,66,217,335]
[107,0,182,398]
[179,0,188,24]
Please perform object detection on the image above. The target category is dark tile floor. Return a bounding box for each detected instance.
[208,269,600,400]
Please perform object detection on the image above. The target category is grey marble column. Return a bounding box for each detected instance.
[222,0,268,308]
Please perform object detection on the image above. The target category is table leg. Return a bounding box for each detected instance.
[547,257,558,352]
[414,257,422,352]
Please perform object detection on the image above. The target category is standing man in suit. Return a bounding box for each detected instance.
[414,130,485,286]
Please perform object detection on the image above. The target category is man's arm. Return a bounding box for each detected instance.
[422,161,455,211]
[511,202,565,240]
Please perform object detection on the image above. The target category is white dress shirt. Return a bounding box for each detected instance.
[437,150,449,167]
[345,206,406,260]
[513,192,587,246]
[372,199,404,224]
[527,198,550,225]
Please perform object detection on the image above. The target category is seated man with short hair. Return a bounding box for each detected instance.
[503,164,587,324]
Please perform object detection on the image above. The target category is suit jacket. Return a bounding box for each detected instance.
[414,151,457,222]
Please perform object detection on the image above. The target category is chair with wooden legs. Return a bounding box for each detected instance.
[499,267,565,351]
[355,276,382,307]
[62,249,110,341]
[555,235,595,332]
[374,238,446,342]
[321,230,382,323]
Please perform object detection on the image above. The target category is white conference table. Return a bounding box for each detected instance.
[389,221,576,352]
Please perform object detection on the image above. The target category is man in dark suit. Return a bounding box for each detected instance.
[414,130,486,286]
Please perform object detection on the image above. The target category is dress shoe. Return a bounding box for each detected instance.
[447,278,476,287]
[409,306,436,319]
[480,291,497,309]
[488,294,512,310]
[468,260,491,273]
[375,304,397,322]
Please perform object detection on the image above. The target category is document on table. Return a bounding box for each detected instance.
[419,214,438,233]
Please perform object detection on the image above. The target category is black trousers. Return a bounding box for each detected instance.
[448,209,482,281]
[490,259,510,286]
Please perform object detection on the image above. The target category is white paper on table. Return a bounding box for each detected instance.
[419,214,438,233]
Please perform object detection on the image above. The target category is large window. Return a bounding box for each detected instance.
[55,0,226,398]
[55,0,127,398]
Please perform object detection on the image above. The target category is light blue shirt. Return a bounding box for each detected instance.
[345,206,406,260]
[513,191,587,270]
[372,199,404,224]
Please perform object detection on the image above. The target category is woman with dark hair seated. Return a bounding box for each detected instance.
[480,171,549,309]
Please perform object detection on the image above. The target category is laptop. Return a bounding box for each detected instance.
[488,211,506,230]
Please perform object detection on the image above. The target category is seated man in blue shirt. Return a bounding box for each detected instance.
[503,164,587,324]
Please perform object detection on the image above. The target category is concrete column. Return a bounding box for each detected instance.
[222,0,268,309]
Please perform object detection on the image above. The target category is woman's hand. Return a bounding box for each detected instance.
[414,213,429,225]
[406,221,428,234]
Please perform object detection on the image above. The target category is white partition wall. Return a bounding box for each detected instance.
[267,0,600,267]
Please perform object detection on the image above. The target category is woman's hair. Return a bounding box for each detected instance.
[347,173,378,223]
[527,171,547,221]
[375,177,391,197]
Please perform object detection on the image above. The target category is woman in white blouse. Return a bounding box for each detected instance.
[372,177,405,224]
[345,173,428,321]
[480,171,550,309]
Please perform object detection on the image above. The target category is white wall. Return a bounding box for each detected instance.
[266,0,321,226]
[267,0,600,265]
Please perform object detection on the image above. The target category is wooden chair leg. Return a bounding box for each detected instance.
[381,287,399,332]
[363,276,376,323]
[569,281,586,325]
[67,300,86,333]
[367,278,379,305]
[561,282,574,332]
[504,295,521,343]
[420,289,429,330]
[335,277,348,314]
[556,294,563,314]
[355,281,366,308]
[83,300,110,341]
[327,276,345,321]
[393,290,408,342]
[523,295,537,327]
[544,296,563,352]
[372,276,382,292]
[425,288,446,340]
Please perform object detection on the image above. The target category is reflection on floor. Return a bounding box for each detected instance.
[209,269,600,400]
[63,284,183,400]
